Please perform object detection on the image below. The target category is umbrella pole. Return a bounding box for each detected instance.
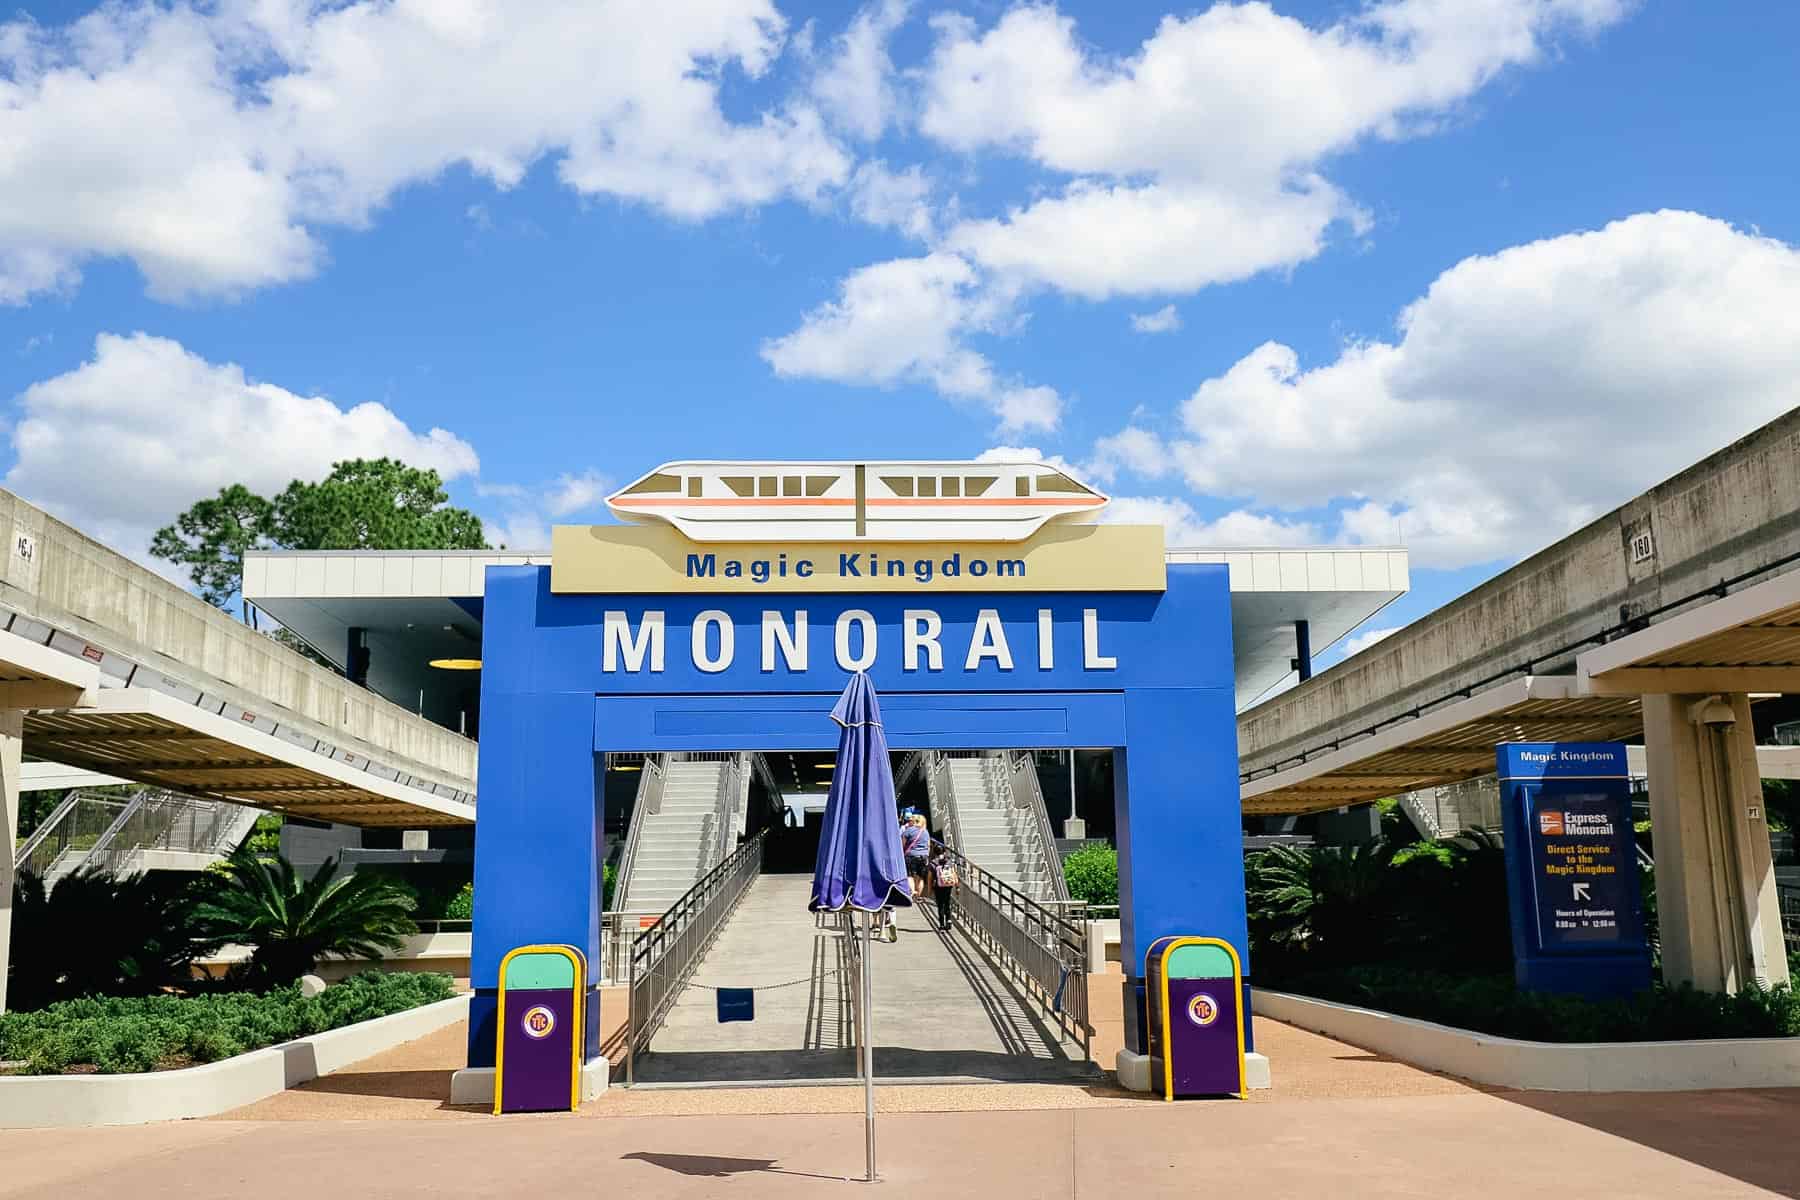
[861,908,876,1183]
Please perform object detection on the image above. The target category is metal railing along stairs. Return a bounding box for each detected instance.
[14,786,259,885]
[625,828,768,1085]
[934,840,1092,1060]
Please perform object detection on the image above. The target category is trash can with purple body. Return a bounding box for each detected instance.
[1145,936,1245,1100]
[494,944,586,1114]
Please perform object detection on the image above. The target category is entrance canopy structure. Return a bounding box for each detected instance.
[244,545,1409,723]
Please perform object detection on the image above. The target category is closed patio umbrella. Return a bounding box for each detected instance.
[809,671,910,1182]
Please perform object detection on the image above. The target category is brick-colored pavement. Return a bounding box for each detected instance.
[7,1087,1798,1198]
[6,1006,1797,1198]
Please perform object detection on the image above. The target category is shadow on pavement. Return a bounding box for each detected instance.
[290,1068,451,1102]
[1497,1088,1800,1198]
[620,1152,848,1181]
[630,1044,1102,1085]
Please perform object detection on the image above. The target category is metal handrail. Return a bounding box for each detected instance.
[1005,751,1070,902]
[12,791,85,866]
[935,840,1092,1059]
[625,828,768,1085]
[707,754,745,871]
[612,756,665,912]
[1780,882,1800,956]
[927,751,961,853]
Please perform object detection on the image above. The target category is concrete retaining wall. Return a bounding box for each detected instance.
[0,488,476,788]
[1258,990,1800,1092]
[0,995,469,1128]
[1240,410,1800,773]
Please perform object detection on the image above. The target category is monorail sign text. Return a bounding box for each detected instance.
[601,606,1120,675]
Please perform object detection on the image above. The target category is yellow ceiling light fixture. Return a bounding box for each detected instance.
[428,658,483,670]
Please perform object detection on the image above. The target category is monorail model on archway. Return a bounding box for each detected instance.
[606,461,1108,543]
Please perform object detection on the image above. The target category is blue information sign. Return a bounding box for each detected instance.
[1497,743,1650,998]
[1525,787,1642,952]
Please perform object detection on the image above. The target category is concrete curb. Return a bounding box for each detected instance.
[0,995,470,1128]
[1257,990,1800,1092]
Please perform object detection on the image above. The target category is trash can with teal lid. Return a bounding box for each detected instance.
[1144,936,1245,1099]
[494,944,586,1114]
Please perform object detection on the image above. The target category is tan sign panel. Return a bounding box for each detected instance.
[551,523,1166,594]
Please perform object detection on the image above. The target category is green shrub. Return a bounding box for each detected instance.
[1266,964,1800,1043]
[1062,845,1118,907]
[0,971,453,1076]
[443,882,474,921]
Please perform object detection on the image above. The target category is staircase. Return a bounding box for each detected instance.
[1398,775,1503,842]
[932,753,1065,903]
[15,787,262,887]
[614,754,749,914]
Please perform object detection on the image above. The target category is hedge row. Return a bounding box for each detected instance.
[1267,965,1800,1043]
[0,971,454,1075]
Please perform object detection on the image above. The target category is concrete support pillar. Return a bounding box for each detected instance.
[1642,693,1790,992]
[0,709,23,1014]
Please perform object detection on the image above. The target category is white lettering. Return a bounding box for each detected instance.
[692,610,733,673]
[966,609,1014,671]
[903,610,943,671]
[1083,608,1116,670]
[1038,609,1054,670]
[836,609,877,671]
[761,610,808,672]
[603,611,665,673]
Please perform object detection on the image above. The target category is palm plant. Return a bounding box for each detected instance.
[7,866,212,1009]
[1245,842,1398,969]
[190,851,418,986]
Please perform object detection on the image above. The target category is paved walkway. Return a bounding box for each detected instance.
[632,874,1092,1085]
[10,1089,1799,1198]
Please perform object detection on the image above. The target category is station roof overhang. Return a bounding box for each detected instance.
[1574,567,1800,696]
[1243,565,1800,817]
[11,686,475,828]
[243,544,1409,713]
[1240,676,1645,816]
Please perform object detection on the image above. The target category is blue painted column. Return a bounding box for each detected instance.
[467,571,603,1069]
[1115,684,1250,1054]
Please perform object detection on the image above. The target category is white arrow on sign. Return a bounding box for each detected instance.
[1572,882,1592,902]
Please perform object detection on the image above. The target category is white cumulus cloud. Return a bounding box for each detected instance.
[919,0,1627,298]
[812,0,912,140]
[1341,625,1401,657]
[1130,305,1182,334]
[6,333,479,560]
[0,0,852,303]
[761,254,1061,430]
[1098,211,1800,568]
[777,0,1630,427]
[1103,496,1320,548]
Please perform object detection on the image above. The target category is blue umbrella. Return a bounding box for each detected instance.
[810,671,911,915]
[808,671,907,1182]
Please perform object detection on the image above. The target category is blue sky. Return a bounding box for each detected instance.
[3,1,1798,693]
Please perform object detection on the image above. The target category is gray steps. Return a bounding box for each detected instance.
[616,758,743,913]
[937,756,1059,903]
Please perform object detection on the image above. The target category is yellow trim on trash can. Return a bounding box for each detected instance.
[493,943,587,1115]
[1146,936,1245,1102]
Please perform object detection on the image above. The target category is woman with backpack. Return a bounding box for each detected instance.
[928,843,959,931]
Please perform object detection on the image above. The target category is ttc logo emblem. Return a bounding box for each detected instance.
[1187,993,1220,1028]
[522,1005,556,1039]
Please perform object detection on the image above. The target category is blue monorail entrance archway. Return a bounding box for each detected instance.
[465,564,1248,1077]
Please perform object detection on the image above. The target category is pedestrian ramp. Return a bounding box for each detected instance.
[629,874,1095,1087]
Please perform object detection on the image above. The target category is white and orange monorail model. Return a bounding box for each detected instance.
[605,461,1107,543]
